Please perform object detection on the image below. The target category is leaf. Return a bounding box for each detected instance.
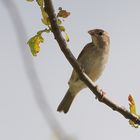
[57,19,62,25]
[59,26,65,32]
[59,26,69,42]
[27,34,44,56]
[64,32,69,42]
[128,94,140,128]
[37,28,50,35]
[40,7,50,26]
[128,95,136,115]
[57,7,70,18]
[26,0,34,2]
[36,0,44,7]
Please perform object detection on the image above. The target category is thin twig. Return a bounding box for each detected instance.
[44,0,140,125]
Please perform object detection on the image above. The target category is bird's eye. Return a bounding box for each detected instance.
[98,31,103,36]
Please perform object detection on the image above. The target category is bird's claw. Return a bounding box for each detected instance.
[95,85,106,101]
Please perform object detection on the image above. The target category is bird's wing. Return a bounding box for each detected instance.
[77,42,93,61]
[68,42,95,84]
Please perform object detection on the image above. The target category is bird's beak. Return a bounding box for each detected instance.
[88,30,96,36]
[88,30,94,36]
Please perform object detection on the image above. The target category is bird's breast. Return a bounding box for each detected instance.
[86,51,109,82]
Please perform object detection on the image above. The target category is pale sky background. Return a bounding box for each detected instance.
[1,0,140,140]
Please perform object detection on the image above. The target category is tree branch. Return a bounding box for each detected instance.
[44,0,140,125]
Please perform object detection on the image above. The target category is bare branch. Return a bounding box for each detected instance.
[44,0,140,125]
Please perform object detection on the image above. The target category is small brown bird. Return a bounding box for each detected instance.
[57,29,110,113]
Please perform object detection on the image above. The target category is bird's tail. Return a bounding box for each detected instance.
[57,89,76,113]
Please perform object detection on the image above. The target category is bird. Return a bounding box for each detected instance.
[57,29,110,113]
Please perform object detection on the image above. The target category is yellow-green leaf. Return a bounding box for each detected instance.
[57,19,62,25]
[64,32,69,42]
[27,34,44,56]
[128,95,136,115]
[59,26,65,32]
[59,25,69,42]
[36,0,44,7]
[128,94,140,128]
[37,28,50,35]
[41,7,50,26]
[59,25,70,42]
[26,0,34,2]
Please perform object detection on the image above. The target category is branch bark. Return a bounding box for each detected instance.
[44,0,140,125]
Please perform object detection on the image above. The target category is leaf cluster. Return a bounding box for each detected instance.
[27,0,70,56]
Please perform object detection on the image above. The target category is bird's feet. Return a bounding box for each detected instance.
[95,85,106,101]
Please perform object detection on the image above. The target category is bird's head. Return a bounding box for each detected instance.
[88,29,110,48]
